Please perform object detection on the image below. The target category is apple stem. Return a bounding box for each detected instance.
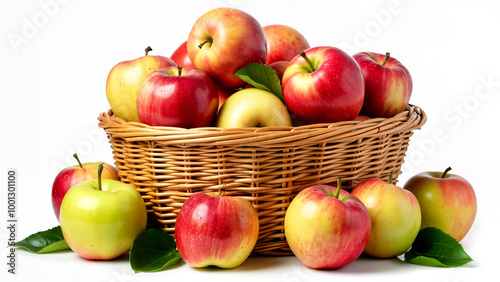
[97,163,104,191]
[73,153,83,168]
[332,177,342,199]
[145,46,152,56]
[177,65,182,76]
[198,39,213,49]
[388,170,394,184]
[382,52,390,66]
[299,51,316,72]
[442,167,452,178]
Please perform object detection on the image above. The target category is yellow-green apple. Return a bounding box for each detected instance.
[60,164,147,260]
[51,154,119,221]
[263,24,310,65]
[170,41,195,68]
[353,52,412,118]
[284,179,371,269]
[106,46,176,122]
[137,65,218,128]
[187,8,267,89]
[215,88,291,128]
[175,192,259,268]
[403,167,477,242]
[351,174,421,258]
[282,47,365,124]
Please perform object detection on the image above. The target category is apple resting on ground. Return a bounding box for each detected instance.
[60,164,147,260]
[282,47,365,124]
[187,7,267,89]
[175,192,259,268]
[263,24,310,65]
[351,173,421,258]
[51,153,119,221]
[353,52,412,118]
[106,46,176,122]
[403,167,477,242]
[215,88,291,128]
[137,65,218,128]
[285,179,371,269]
[170,41,195,68]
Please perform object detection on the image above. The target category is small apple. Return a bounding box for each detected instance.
[51,154,119,221]
[403,167,477,242]
[353,115,371,121]
[353,52,413,118]
[106,46,176,122]
[170,41,195,68]
[215,88,291,128]
[285,178,371,269]
[351,173,421,258]
[137,65,219,128]
[263,24,310,65]
[282,47,365,124]
[60,164,147,260]
[217,88,238,110]
[175,192,259,268]
[187,8,267,89]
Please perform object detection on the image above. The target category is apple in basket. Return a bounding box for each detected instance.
[175,192,259,268]
[106,46,176,122]
[353,51,413,118]
[170,41,195,68]
[187,7,267,89]
[284,179,371,269]
[51,153,119,221]
[404,167,477,242]
[351,172,421,258]
[282,46,365,124]
[263,24,310,65]
[60,164,147,260]
[215,88,292,128]
[137,65,219,128]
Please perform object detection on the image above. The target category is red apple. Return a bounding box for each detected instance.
[353,115,371,121]
[263,24,310,65]
[170,41,195,68]
[187,8,267,89]
[284,179,371,269]
[217,88,237,110]
[175,192,259,268]
[282,47,365,124]
[353,52,413,118]
[106,46,176,122]
[137,65,218,128]
[51,154,119,221]
[403,167,477,242]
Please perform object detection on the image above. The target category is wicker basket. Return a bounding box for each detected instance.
[97,104,426,255]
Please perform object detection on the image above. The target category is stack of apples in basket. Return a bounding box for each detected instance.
[48,7,476,270]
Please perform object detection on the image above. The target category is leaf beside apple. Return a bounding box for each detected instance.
[234,63,284,103]
[13,226,70,254]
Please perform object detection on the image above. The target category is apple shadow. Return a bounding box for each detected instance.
[192,254,292,272]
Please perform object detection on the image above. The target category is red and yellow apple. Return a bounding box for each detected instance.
[170,41,195,68]
[51,154,119,221]
[187,8,267,89]
[263,24,310,65]
[175,192,259,268]
[353,52,412,118]
[106,46,176,122]
[403,167,477,242]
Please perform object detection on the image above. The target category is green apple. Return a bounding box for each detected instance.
[60,164,147,260]
[215,88,291,128]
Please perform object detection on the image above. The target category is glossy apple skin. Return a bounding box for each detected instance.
[106,52,176,122]
[403,170,477,242]
[60,179,147,260]
[353,52,412,118]
[187,8,267,89]
[263,24,310,65]
[51,162,119,221]
[217,88,237,110]
[282,46,365,124]
[170,41,195,68]
[215,88,291,128]
[285,185,371,269]
[351,178,421,258]
[137,66,218,128]
[175,193,259,268]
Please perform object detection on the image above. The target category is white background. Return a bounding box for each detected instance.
[1,0,499,281]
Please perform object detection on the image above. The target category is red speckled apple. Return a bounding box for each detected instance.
[263,24,310,65]
[170,41,195,68]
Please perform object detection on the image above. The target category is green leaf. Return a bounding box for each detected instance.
[234,63,284,103]
[404,227,473,267]
[13,226,70,254]
[129,229,182,273]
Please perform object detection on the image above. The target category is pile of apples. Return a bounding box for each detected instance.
[105,7,413,129]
